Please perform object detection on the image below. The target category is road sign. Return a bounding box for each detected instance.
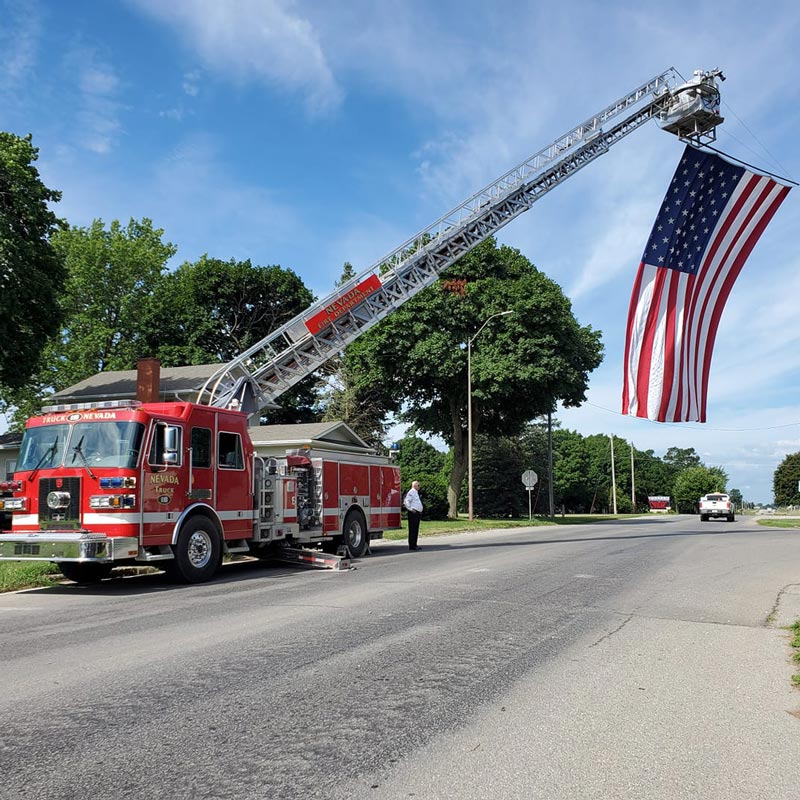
[522,470,538,489]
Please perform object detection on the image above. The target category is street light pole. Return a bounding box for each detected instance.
[467,310,513,521]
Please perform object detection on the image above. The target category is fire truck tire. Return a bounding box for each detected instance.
[343,509,369,558]
[167,517,222,583]
[59,562,113,584]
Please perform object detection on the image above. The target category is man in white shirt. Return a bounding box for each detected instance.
[404,480,423,551]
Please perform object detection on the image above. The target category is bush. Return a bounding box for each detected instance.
[401,472,449,520]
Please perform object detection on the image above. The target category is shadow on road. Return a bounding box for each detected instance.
[18,518,773,596]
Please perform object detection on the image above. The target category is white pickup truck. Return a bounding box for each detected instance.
[699,493,735,522]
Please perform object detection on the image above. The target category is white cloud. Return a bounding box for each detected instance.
[182,69,202,96]
[61,47,123,154]
[130,0,342,114]
[0,0,40,90]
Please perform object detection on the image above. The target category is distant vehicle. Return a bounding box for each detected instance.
[699,493,735,522]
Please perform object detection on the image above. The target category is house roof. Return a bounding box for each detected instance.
[248,421,373,452]
[50,364,221,404]
[0,432,23,449]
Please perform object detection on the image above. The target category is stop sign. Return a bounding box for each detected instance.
[522,470,538,489]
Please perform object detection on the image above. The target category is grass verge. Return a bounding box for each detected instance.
[789,620,800,687]
[756,519,800,529]
[0,561,62,593]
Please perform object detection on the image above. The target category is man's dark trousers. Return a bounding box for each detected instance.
[407,510,421,549]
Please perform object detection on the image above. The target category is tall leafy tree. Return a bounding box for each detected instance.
[519,421,551,515]
[673,465,727,513]
[147,255,318,424]
[149,255,313,365]
[472,433,530,518]
[49,218,177,386]
[633,448,677,505]
[346,238,603,517]
[0,133,66,387]
[395,433,446,481]
[2,217,175,427]
[663,446,702,472]
[773,452,800,506]
[552,428,591,512]
[583,434,613,512]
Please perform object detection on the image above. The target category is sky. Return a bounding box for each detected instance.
[1,0,799,503]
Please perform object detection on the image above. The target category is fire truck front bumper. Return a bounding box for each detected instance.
[0,532,140,563]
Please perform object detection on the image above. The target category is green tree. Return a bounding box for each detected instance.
[50,218,177,384]
[471,433,529,518]
[773,452,800,506]
[673,465,728,513]
[519,421,551,515]
[150,254,313,365]
[663,446,702,472]
[148,254,318,424]
[633,448,676,507]
[2,217,176,427]
[346,238,603,517]
[728,488,743,508]
[552,428,591,512]
[583,434,613,512]
[396,433,446,482]
[0,132,66,388]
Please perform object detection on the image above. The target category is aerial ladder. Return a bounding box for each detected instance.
[197,68,725,416]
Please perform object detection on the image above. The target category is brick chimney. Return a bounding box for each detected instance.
[136,358,161,403]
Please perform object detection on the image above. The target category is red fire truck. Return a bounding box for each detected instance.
[0,67,725,583]
[0,393,400,582]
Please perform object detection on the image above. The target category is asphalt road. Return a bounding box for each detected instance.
[2,515,800,800]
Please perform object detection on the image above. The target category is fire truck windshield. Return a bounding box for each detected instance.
[18,421,145,471]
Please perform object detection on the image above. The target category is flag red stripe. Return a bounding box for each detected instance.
[634,266,668,415]
[683,173,763,419]
[657,272,681,421]
[698,181,791,419]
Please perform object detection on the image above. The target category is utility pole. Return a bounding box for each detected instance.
[610,433,618,514]
[548,410,554,520]
[630,440,636,512]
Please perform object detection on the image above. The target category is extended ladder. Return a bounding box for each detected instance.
[197,68,724,415]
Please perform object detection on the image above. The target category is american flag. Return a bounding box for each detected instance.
[622,145,790,422]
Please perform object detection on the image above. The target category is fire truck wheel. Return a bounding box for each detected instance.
[59,562,113,584]
[168,517,222,583]
[343,509,369,558]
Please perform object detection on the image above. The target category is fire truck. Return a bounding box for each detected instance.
[0,68,725,583]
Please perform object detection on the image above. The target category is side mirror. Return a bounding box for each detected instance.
[164,426,179,452]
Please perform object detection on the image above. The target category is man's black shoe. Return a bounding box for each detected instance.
[409,546,421,551]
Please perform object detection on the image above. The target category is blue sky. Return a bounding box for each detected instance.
[2,0,799,503]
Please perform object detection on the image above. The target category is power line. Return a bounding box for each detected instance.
[584,401,800,433]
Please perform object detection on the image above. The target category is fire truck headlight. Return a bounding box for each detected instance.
[1,497,26,511]
[90,494,136,509]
